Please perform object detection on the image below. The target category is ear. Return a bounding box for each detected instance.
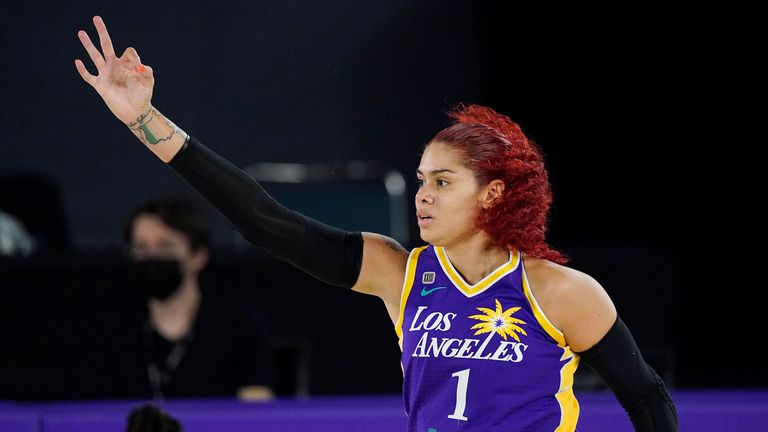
[480,179,505,209]
[189,246,210,273]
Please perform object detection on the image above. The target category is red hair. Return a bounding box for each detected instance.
[429,104,567,264]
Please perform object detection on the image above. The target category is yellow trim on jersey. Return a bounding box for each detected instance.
[555,349,581,432]
[521,265,565,346]
[521,262,580,431]
[395,246,428,349]
[435,247,520,297]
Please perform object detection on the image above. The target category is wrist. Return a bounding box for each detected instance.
[125,106,155,129]
[127,106,171,146]
[125,106,188,162]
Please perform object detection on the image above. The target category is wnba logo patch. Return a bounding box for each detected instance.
[422,272,435,284]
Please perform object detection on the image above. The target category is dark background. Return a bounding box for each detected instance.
[0,0,764,400]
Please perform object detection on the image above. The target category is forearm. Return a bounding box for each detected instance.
[126,106,188,162]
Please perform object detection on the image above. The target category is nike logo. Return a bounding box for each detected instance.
[420,286,447,296]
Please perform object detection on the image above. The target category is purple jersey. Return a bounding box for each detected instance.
[396,245,580,431]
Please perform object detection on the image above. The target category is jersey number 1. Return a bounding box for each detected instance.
[448,368,470,421]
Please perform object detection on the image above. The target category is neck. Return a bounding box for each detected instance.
[149,277,201,341]
[442,233,510,285]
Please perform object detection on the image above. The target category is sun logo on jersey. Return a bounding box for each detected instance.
[469,299,527,342]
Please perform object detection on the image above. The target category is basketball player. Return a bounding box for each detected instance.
[75,16,677,431]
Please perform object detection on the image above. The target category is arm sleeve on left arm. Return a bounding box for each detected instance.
[575,317,678,432]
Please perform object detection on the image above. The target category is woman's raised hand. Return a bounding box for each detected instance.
[75,16,154,125]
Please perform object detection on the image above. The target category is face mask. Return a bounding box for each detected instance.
[134,258,183,300]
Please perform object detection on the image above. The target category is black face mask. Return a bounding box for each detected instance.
[134,258,183,300]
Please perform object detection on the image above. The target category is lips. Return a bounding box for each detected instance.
[417,211,433,228]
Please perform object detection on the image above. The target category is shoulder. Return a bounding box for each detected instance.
[355,232,409,295]
[364,232,411,257]
[523,256,599,304]
[352,233,411,321]
[523,255,617,352]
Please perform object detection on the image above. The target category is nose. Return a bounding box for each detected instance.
[415,187,434,205]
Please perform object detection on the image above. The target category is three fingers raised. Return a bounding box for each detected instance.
[75,17,152,85]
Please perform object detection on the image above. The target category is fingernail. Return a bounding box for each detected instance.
[136,64,148,73]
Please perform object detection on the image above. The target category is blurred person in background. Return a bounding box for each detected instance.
[112,197,274,401]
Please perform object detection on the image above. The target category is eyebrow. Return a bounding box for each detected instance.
[415,169,457,175]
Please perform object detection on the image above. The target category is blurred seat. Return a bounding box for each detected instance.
[271,336,314,397]
[243,161,410,246]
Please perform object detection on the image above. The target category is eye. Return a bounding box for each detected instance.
[415,178,424,187]
[436,179,449,188]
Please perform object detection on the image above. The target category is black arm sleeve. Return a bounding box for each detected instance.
[576,317,678,432]
[168,136,363,288]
